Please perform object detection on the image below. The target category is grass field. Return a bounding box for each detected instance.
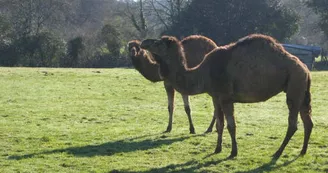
[0,67,327,173]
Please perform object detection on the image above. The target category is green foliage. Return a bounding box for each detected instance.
[0,31,65,67]
[0,68,328,172]
[101,24,122,57]
[306,0,328,37]
[164,0,299,44]
[0,15,12,43]
[62,37,85,67]
[0,45,18,66]
[13,32,65,67]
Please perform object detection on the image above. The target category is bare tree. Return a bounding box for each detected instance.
[149,0,190,30]
[1,0,70,38]
[282,0,325,45]
[122,0,148,38]
[119,0,190,39]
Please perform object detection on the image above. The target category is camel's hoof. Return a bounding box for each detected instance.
[228,151,237,159]
[163,126,172,133]
[272,151,282,159]
[204,129,212,134]
[190,128,196,134]
[163,130,171,133]
[214,147,222,154]
[228,154,237,159]
[300,149,307,156]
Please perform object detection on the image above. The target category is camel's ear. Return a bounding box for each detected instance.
[162,37,175,48]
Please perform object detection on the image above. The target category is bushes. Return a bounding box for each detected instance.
[0,14,132,68]
[87,54,131,68]
[101,24,122,57]
[0,29,132,68]
[61,37,85,67]
[0,32,65,67]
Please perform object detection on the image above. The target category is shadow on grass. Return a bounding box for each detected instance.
[235,155,300,173]
[112,156,232,173]
[110,155,300,173]
[8,133,192,160]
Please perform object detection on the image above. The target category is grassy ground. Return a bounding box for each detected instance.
[0,67,327,173]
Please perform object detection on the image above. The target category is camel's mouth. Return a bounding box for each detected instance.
[129,49,136,57]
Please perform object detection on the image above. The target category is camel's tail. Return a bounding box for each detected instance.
[299,74,313,156]
[302,75,312,114]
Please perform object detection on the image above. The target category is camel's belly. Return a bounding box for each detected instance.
[232,90,283,103]
[230,70,287,103]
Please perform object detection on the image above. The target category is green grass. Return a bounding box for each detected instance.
[0,67,327,173]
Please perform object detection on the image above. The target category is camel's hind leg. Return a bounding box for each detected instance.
[217,98,237,158]
[205,113,216,133]
[273,77,307,158]
[213,97,224,153]
[300,79,313,155]
[182,95,195,134]
[164,82,175,133]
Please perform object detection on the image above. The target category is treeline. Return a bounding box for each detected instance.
[0,0,327,68]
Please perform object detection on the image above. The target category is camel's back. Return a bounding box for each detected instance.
[208,34,310,102]
[227,34,309,74]
[182,35,217,68]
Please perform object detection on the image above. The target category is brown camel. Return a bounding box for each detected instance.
[140,34,313,159]
[128,35,218,134]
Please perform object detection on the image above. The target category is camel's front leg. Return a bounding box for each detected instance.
[182,95,195,134]
[273,80,307,158]
[273,96,300,158]
[164,82,175,133]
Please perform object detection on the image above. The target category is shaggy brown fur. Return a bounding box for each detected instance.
[141,34,313,158]
[128,35,218,134]
[128,40,161,82]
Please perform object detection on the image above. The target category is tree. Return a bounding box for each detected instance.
[306,0,328,37]
[281,0,324,45]
[122,0,149,39]
[1,0,69,38]
[101,24,122,57]
[0,15,11,40]
[119,0,190,39]
[63,37,85,67]
[0,15,16,66]
[164,0,299,44]
[149,0,191,30]
[12,31,65,67]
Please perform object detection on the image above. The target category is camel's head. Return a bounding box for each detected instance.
[141,36,181,65]
[127,40,142,58]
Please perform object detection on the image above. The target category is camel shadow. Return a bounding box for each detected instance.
[109,155,300,173]
[112,156,231,173]
[8,133,191,160]
[235,155,300,173]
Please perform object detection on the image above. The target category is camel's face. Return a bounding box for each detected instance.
[141,38,172,64]
[127,41,141,58]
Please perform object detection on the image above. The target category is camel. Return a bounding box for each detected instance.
[140,34,313,158]
[127,35,218,134]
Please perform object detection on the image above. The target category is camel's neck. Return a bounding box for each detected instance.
[165,51,208,95]
[133,51,162,82]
